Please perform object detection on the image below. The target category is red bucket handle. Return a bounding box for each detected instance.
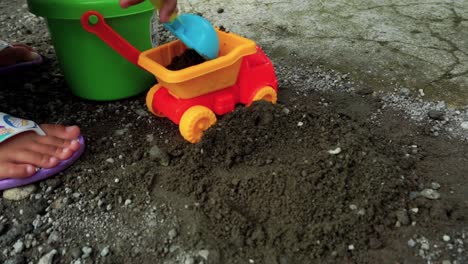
[81,11,140,66]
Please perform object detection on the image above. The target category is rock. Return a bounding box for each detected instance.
[409,191,420,200]
[428,110,444,120]
[348,244,355,250]
[349,204,357,210]
[13,240,24,253]
[217,8,224,14]
[369,237,383,249]
[3,185,37,200]
[114,128,129,136]
[70,247,81,259]
[82,246,92,258]
[47,231,60,244]
[328,147,342,155]
[395,210,410,226]
[124,199,132,206]
[442,260,451,264]
[443,235,450,242]
[148,145,170,166]
[431,182,441,190]
[46,178,62,190]
[168,229,178,240]
[460,121,468,130]
[420,189,440,200]
[184,256,195,264]
[198,249,209,260]
[100,246,110,257]
[282,108,290,115]
[399,88,411,96]
[297,121,304,127]
[407,239,417,247]
[38,249,57,264]
[106,158,115,164]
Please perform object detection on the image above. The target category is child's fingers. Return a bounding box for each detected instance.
[159,0,177,22]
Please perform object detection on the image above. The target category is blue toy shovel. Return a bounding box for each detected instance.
[151,0,220,60]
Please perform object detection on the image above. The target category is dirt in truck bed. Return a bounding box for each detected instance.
[166,49,207,71]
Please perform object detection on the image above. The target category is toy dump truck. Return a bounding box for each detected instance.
[82,11,278,143]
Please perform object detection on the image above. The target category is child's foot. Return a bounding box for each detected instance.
[0,124,81,179]
[0,42,40,67]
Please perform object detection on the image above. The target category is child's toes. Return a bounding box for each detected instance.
[0,163,36,179]
[13,150,59,169]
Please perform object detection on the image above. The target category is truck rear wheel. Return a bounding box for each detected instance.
[249,86,277,106]
[179,106,217,143]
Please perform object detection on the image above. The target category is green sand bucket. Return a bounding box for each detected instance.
[27,0,156,101]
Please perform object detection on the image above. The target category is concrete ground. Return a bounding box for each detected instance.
[180,0,468,106]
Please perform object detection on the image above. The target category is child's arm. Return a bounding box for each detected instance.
[119,0,177,23]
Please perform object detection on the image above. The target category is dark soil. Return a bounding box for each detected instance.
[166,49,206,71]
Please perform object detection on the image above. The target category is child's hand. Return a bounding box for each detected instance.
[119,0,177,23]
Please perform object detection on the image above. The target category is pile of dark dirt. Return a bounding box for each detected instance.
[166,49,206,71]
[158,98,419,263]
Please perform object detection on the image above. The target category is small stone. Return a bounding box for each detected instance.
[282,108,290,115]
[124,199,132,206]
[3,185,37,200]
[407,239,417,248]
[428,110,444,121]
[106,205,112,211]
[148,145,170,166]
[168,229,178,240]
[328,147,342,155]
[420,189,440,200]
[418,89,425,96]
[369,237,383,249]
[349,204,357,210]
[114,178,120,183]
[461,122,468,130]
[217,8,224,13]
[47,231,60,244]
[13,240,24,253]
[72,193,80,199]
[38,249,57,264]
[348,244,355,250]
[443,235,450,242]
[442,260,451,264]
[106,158,115,164]
[100,246,110,257]
[421,242,430,250]
[70,247,81,259]
[395,210,410,226]
[409,191,420,200]
[249,259,255,263]
[297,121,304,127]
[410,208,419,214]
[114,128,129,136]
[198,250,209,260]
[431,182,441,190]
[399,88,410,96]
[82,246,92,258]
[184,256,195,264]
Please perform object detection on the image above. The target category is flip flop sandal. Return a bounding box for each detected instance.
[0,113,85,191]
[0,40,43,75]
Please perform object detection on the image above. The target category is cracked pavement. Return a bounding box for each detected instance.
[181,0,468,106]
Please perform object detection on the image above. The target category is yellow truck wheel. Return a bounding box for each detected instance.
[249,86,277,106]
[146,84,165,117]
[179,106,217,143]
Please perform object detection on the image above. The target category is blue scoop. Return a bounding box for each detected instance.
[163,14,220,60]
